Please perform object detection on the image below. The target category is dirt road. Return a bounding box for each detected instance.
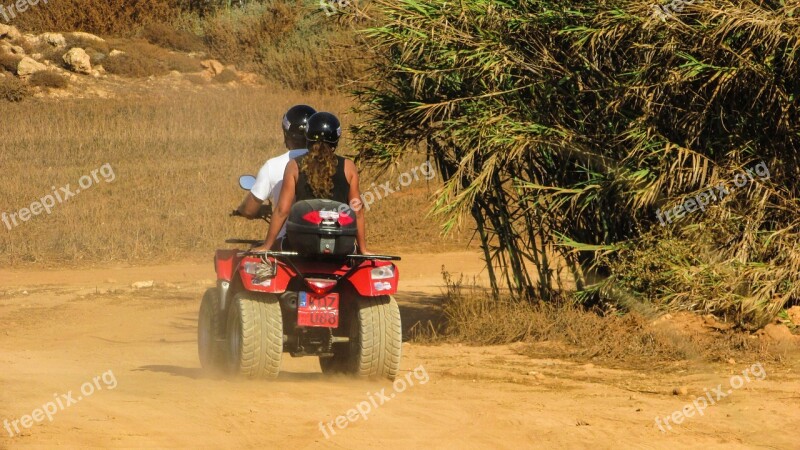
[0,252,798,449]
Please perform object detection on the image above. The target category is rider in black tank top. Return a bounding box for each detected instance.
[294,155,350,204]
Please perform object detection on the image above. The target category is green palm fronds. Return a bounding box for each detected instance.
[353,0,800,326]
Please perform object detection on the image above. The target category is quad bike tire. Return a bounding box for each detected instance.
[226,292,283,379]
[198,288,225,371]
[321,295,402,380]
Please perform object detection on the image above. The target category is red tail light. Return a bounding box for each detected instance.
[305,278,338,295]
[338,214,354,226]
[302,211,354,226]
[302,211,323,225]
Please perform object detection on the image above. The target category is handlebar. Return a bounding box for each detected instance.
[237,250,300,258]
[346,254,402,261]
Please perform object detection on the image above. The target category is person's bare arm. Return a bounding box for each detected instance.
[253,161,298,251]
[237,192,264,219]
[345,159,369,254]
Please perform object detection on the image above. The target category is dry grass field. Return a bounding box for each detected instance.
[0,86,471,265]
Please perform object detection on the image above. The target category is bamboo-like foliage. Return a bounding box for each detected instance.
[352,0,800,326]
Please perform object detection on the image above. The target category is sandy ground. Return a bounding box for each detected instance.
[0,252,798,449]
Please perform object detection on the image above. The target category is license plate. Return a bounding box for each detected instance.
[297,292,340,328]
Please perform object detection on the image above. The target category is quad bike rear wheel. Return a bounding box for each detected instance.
[320,295,402,380]
[226,292,283,379]
[198,288,225,371]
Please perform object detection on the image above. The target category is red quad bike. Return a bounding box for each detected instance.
[197,175,402,380]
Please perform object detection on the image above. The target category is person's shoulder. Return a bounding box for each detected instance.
[285,158,300,173]
[342,158,358,178]
[267,150,292,166]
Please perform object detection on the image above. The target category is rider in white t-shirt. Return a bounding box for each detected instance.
[236,105,316,238]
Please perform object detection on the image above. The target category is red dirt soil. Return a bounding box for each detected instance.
[0,252,798,449]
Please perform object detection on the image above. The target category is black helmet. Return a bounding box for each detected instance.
[305,112,342,145]
[282,105,317,140]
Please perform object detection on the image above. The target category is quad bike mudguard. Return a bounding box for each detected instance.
[215,249,399,297]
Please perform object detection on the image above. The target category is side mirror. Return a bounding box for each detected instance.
[239,175,256,191]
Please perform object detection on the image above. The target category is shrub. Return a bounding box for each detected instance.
[184,73,209,85]
[104,53,169,78]
[102,40,203,77]
[65,33,111,54]
[29,71,69,89]
[141,22,205,53]
[213,68,238,83]
[355,0,800,328]
[165,53,203,73]
[0,76,30,102]
[13,0,178,35]
[39,47,67,68]
[200,2,300,57]
[200,1,365,91]
[0,52,21,74]
[84,48,108,67]
[428,271,769,365]
[102,38,204,77]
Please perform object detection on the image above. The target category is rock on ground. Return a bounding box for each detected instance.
[17,57,47,79]
[787,306,800,327]
[40,32,66,48]
[201,59,225,76]
[0,24,22,41]
[63,48,92,74]
[759,323,799,344]
[131,281,154,289]
[68,32,105,45]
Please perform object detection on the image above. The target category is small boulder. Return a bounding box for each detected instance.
[40,32,66,48]
[238,72,261,85]
[68,31,105,45]
[672,386,688,396]
[201,59,224,76]
[0,41,24,55]
[62,48,91,74]
[109,49,125,57]
[17,56,47,78]
[760,323,798,344]
[22,33,38,46]
[0,24,22,41]
[787,306,800,327]
[131,280,154,289]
